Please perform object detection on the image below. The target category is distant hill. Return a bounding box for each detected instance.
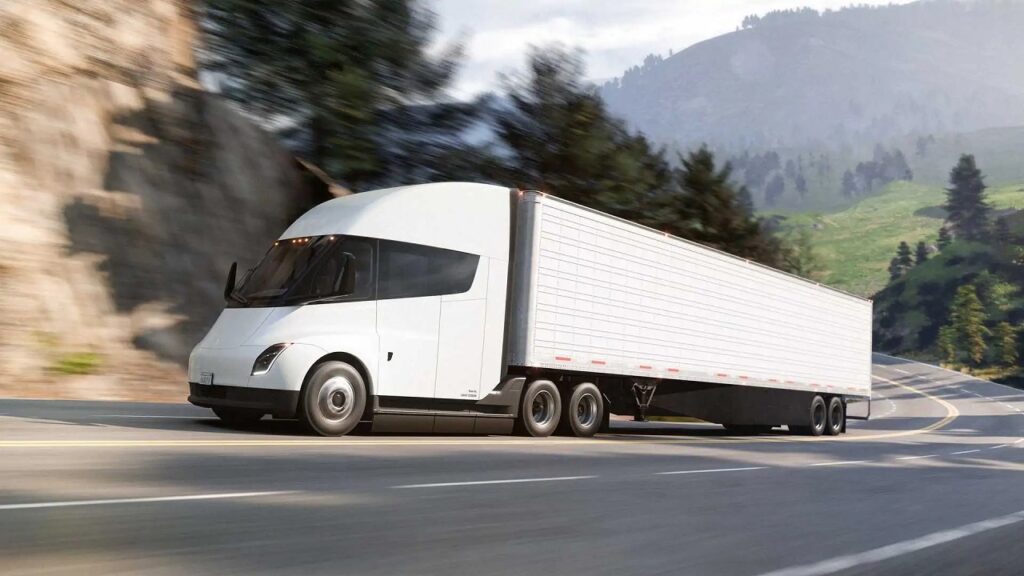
[776,180,1024,296]
[600,1,1024,153]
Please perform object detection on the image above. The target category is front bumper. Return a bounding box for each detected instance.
[188,383,300,418]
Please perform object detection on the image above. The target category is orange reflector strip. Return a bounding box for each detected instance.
[554,356,572,362]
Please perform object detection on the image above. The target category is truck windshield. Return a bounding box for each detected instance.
[230,235,374,307]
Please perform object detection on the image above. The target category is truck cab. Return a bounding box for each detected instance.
[188,183,516,435]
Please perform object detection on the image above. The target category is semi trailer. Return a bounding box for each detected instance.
[188,182,873,437]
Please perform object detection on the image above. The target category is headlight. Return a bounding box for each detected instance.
[251,343,290,376]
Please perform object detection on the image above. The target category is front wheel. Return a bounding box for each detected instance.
[515,379,561,437]
[299,361,367,436]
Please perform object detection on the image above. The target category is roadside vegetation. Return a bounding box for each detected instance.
[872,155,1024,385]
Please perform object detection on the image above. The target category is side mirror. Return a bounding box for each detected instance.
[337,253,356,295]
[223,261,237,302]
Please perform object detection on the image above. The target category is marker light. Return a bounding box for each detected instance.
[251,343,290,376]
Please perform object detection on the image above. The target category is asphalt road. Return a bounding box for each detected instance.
[2,354,1023,576]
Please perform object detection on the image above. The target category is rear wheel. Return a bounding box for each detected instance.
[789,395,827,436]
[826,397,845,436]
[212,407,264,427]
[299,361,367,436]
[558,382,604,437]
[515,379,561,437]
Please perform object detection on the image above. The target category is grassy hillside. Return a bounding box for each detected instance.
[776,181,1024,296]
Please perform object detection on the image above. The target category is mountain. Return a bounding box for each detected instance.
[600,1,1024,153]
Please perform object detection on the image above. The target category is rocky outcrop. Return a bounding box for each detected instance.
[0,1,324,400]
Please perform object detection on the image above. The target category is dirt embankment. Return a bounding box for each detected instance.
[0,1,325,401]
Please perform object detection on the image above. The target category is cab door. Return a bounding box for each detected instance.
[375,240,481,399]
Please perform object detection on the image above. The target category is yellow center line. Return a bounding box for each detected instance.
[0,374,958,449]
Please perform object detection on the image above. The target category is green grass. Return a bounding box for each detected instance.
[774,181,1024,296]
[50,352,103,375]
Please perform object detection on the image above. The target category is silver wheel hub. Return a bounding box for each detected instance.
[531,390,554,426]
[576,393,598,427]
[319,376,356,422]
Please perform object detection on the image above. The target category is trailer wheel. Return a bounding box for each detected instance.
[212,407,264,427]
[826,397,845,436]
[515,379,561,437]
[299,361,366,437]
[807,395,827,436]
[558,382,604,438]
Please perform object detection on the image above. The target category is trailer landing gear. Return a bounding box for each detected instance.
[631,381,658,422]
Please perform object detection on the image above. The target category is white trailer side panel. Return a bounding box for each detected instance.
[508,193,873,398]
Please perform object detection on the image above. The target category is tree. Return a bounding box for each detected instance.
[765,173,785,206]
[937,227,952,251]
[667,147,792,270]
[496,48,792,272]
[785,228,825,280]
[888,257,903,282]
[938,325,957,364]
[994,218,1013,245]
[945,154,991,242]
[897,241,914,269]
[795,172,808,199]
[994,322,1019,367]
[915,241,929,265]
[201,0,467,189]
[841,169,857,198]
[950,285,989,366]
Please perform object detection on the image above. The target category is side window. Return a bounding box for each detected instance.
[378,240,480,299]
[290,237,375,302]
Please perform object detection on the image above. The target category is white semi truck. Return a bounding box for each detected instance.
[189,182,872,437]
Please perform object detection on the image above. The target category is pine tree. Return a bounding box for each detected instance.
[888,257,903,282]
[897,241,914,268]
[945,154,991,242]
[950,285,989,366]
[841,169,857,198]
[994,218,1012,245]
[938,325,957,365]
[937,227,952,251]
[915,241,929,265]
[785,228,825,280]
[994,322,1019,367]
[201,0,467,188]
[765,173,786,206]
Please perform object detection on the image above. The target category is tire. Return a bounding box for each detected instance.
[515,379,561,437]
[212,407,264,426]
[299,361,367,436]
[826,397,845,436]
[807,395,827,436]
[558,383,604,438]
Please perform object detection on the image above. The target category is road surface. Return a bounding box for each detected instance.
[1,354,1023,575]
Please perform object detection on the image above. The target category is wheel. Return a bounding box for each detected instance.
[807,395,827,436]
[598,394,611,433]
[299,361,367,436]
[724,424,773,435]
[515,379,561,437]
[558,382,604,437]
[212,407,264,426]
[826,397,845,436]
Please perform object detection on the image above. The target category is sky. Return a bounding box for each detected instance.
[431,0,916,98]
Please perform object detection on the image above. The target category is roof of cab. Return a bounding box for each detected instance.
[280,182,512,259]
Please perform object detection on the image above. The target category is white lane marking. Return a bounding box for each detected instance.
[656,466,767,476]
[988,444,1009,450]
[0,491,293,511]
[393,475,596,489]
[810,460,868,467]
[896,455,934,460]
[952,449,982,455]
[893,368,911,375]
[754,509,1024,576]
